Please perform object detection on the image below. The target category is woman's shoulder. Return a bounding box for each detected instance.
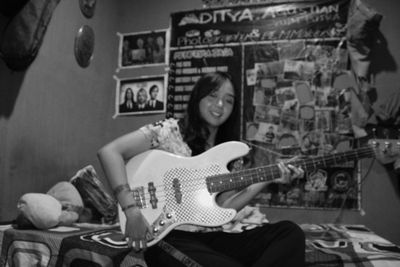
[148,117,179,128]
[139,117,191,156]
[139,117,181,137]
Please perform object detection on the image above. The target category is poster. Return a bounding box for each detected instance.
[168,0,361,210]
[170,0,350,46]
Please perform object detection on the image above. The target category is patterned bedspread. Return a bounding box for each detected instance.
[0,223,399,266]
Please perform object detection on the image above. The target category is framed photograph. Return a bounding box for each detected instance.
[114,75,167,117]
[117,29,169,69]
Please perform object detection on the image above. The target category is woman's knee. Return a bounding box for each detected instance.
[277,220,306,244]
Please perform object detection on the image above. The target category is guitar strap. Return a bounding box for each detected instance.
[157,240,202,267]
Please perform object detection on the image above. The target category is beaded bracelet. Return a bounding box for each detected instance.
[113,183,131,197]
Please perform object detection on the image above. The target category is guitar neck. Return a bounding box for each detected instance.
[206,146,374,193]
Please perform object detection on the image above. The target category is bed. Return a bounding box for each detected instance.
[1,223,399,266]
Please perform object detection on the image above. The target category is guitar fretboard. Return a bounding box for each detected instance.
[206,146,374,193]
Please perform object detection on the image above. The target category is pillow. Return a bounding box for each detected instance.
[70,165,118,224]
[17,193,61,229]
[47,181,83,210]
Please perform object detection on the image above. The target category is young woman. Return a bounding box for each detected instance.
[98,72,305,266]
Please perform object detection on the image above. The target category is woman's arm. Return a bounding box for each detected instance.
[97,129,152,250]
[217,162,303,211]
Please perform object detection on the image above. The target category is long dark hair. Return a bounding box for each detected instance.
[178,72,240,156]
[124,88,134,102]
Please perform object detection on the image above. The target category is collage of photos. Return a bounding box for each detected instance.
[245,40,351,157]
[243,40,360,210]
[114,75,166,117]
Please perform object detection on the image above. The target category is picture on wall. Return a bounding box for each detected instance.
[114,75,166,117]
[117,29,168,69]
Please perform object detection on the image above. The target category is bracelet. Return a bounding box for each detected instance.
[122,203,137,212]
[113,183,131,197]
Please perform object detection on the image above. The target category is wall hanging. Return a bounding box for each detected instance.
[79,0,96,18]
[116,29,169,71]
[0,0,62,71]
[74,25,95,68]
[166,0,382,210]
[113,75,167,117]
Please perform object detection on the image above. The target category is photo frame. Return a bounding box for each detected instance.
[117,29,169,70]
[114,75,167,117]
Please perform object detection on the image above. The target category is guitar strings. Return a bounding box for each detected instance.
[127,148,375,207]
[137,147,374,194]
[133,148,374,195]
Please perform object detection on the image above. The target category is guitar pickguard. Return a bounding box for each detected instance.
[162,164,235,227]
[119,141,249,246]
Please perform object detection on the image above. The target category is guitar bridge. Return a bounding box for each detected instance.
[131,183,159,209]
[132,186,146,208]
[148,182,158,209]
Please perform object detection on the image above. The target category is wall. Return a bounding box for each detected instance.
[0,0,121,219]
[1,0,400,245]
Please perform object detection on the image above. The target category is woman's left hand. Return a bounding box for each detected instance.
[276,160,304,184]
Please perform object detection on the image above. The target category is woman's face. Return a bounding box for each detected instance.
[199,80,235,129]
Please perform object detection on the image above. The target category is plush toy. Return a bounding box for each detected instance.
[14,181,86,230]
[14,165,118,230]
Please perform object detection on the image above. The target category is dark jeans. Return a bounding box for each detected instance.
[145,220,305,267]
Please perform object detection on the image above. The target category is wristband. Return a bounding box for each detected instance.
[113,183,130,197]
[122,203,137,212]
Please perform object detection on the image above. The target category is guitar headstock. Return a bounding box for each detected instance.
[368,139,400,164]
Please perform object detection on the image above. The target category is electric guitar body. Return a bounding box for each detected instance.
[119,141,249,247]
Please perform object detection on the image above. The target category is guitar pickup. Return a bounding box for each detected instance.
[172,178,182,204]
[148,182,158,209]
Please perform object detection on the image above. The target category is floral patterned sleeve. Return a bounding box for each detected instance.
[139,118,192,157]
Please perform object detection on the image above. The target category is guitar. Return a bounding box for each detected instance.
[119,139,400,247]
